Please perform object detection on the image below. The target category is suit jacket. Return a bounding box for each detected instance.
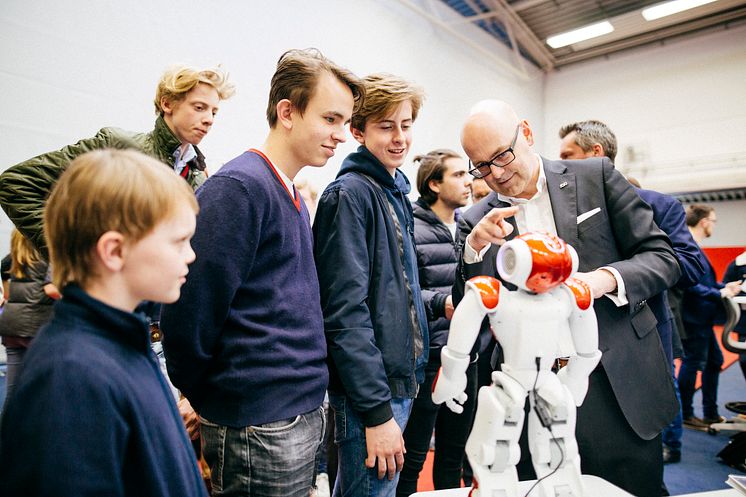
[682,255,724,330]
[635,188,706,364]
[454,156,681,440]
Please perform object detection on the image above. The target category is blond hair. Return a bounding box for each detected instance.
[351,73,425,132]
[10,229,42,279]
[44,149,199,289]
[266,48,365,128]
[154,65,235,115]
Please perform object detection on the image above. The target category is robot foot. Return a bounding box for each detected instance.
[469,468,519,497]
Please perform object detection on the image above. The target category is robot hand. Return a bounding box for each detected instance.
[432,346,470,413]
[556,350,601,406]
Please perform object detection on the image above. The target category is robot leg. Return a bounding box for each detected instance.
[527,375,584,497]
[465,371,527,497]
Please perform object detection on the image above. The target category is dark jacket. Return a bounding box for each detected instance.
[635,187,706,364]
[0,116,206,255]
[0,261,54,338]
[412,198,458,354]
[314,146,428,427]
[682,254,725,331]
[0,285,207,497]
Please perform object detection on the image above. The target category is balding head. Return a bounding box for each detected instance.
[460,100,539,200]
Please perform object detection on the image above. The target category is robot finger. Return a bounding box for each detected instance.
[456,391,468,404]
[446,398,465,414]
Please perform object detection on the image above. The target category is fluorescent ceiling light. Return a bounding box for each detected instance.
[546,21,614,49]
[642,0,718,21]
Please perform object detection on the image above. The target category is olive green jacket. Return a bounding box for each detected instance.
[0,116,206,255]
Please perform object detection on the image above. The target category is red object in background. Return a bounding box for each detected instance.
[702,246,744,281]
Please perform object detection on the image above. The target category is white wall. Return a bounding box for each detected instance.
[2,0,744,254]
[542,23,746,195]
[0,0,544,253]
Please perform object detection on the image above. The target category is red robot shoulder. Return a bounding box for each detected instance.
[564,277,592,310]
[467,276,501,310]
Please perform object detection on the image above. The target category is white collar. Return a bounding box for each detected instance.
[173,144,197,164]
[273,161,295,198]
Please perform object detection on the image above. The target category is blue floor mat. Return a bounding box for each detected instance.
[665,363,746,495]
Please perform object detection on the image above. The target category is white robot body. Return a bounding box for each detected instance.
[432,233,601,497]
[490,288,575,380]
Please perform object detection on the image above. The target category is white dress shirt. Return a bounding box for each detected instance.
[172,144,197,176]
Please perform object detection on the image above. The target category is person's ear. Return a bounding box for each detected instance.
[521,119,534,146]
[95,231,126,273]
[350,124,366,145]
[160,96,175,117]
[428,178,442,195]
[276,99,294,130]
[591,143,605,157]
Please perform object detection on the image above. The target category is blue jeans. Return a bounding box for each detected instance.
[679,325,724,419]
[397,359,478,496]
[1,347,27,416]
[330,393,413,497]
[200,407,325,497]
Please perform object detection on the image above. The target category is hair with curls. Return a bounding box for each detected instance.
[154,64,235,115]
[415,149,462,205]
[351,73,425,132]
[44,149,198,289]
[559,120,618,162]
[266,48,364,128]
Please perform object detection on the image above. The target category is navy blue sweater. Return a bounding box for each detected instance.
[314,146,428,427]
[161,150,328,428]
[0,285,206,497]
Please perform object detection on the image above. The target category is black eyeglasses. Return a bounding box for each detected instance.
[468,124,521,178]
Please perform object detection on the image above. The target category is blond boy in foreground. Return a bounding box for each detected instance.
[0,149,206,497]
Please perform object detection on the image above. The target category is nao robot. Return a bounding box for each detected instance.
[433,232,602,497]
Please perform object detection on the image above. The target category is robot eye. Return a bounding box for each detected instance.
[502,247,516,275]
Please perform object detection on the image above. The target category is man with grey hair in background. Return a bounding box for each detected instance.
[558,120,618,163]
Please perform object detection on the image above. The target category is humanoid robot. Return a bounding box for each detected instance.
[433,232,601,497]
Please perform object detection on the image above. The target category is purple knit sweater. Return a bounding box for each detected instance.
[162,150,328,427]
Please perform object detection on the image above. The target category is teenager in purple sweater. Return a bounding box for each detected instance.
[160,49,363,497]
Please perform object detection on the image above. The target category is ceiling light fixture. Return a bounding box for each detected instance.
[546,21,614,48]
[642,0,719,21]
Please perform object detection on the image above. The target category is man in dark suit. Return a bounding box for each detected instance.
[558,119,707,466]
[454,100,681,496]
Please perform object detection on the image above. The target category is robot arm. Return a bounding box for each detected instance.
[557,277,602,406]
[433,276,500,413]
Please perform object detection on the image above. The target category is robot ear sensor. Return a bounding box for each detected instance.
[497,239,532,290]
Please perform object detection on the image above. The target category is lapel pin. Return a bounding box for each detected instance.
[559,181,568,189]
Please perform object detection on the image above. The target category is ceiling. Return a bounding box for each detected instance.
[402,0,746,70]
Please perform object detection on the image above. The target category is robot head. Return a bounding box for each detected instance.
[496,232,578,293]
